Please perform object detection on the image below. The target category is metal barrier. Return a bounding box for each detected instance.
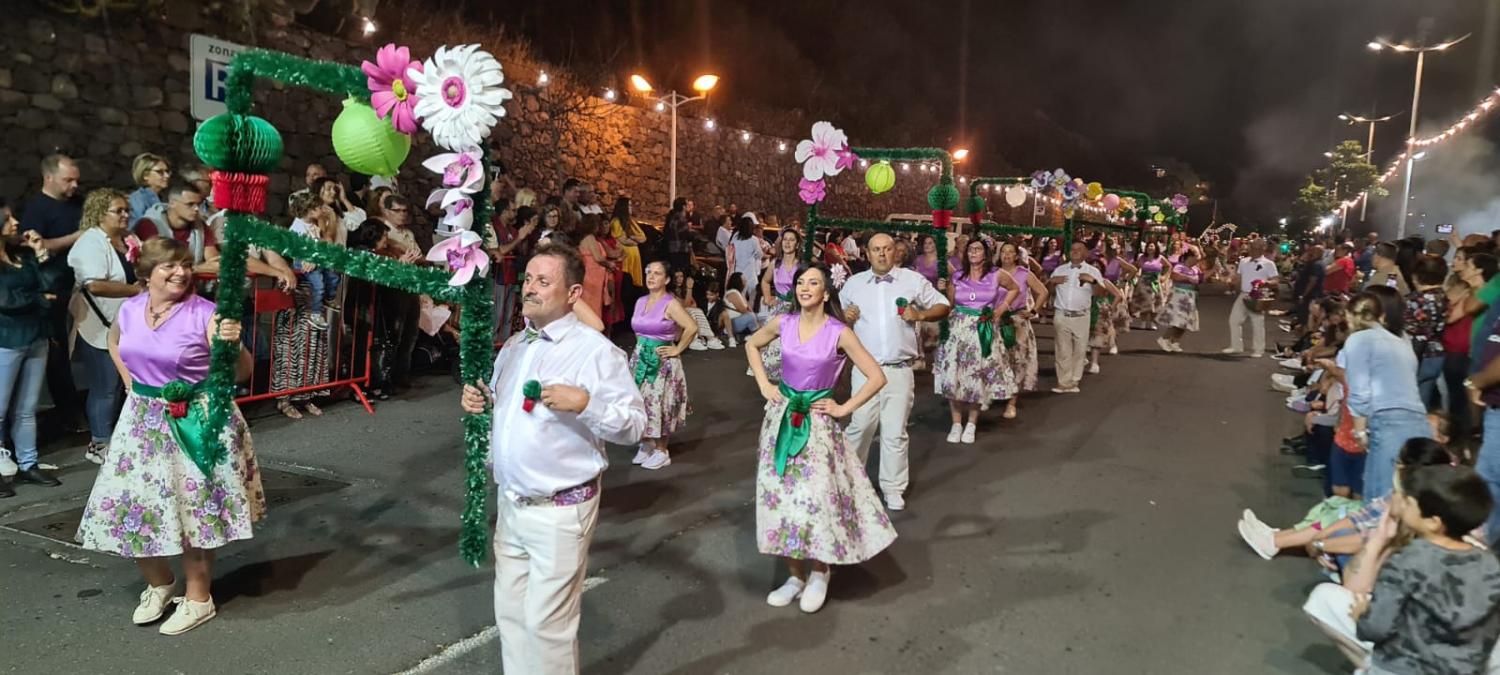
[202,273,377,414]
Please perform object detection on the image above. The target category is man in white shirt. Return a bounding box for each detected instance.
[842,231,862,262]
[461,243,645,675]
[1224,240,1279,358]
[840,233,951,511]
[1048,241,1102,393]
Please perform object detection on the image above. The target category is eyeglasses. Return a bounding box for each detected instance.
[150,168,172,176]
[105,208,129,216]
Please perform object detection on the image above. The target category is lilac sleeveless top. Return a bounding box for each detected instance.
[778,314,846,391]
[117,293,215,387]
[773,261,796,296]
[1172,263,1201,285]
[1103,257,1122,282]
[1041,253,1061,274]
[1139,257,1164,273]
[952,269,1000,309]
[1006,267,1031,310]
[914,255,940,285]
[631,295,678,341]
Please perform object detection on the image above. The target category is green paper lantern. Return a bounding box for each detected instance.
[331,98,410,177]
[965,195,986,217]
[1154,212,1166,223]
[865,161,896,194]
[193,113,283,174]
[927,179,959,211]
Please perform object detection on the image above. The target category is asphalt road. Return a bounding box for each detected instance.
[1,289,1344,674]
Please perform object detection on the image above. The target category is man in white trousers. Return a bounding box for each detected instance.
[1048,241,1100,393]
[840,233,950,511]
[1224,240,1278,358]
[462,242,645,675]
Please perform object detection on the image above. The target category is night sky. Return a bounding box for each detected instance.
[470,0,1499,230]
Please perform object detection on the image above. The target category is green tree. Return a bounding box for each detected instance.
[1288,140,1385,236]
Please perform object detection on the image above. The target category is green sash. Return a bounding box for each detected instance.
[953,305,996,357]
[774,382,833,476]
[776,289,794,304]
[632,337,670,385]
[1172,282,1198,293]
[131,380,217,478]
[998,310,1018,349]
[1090,295,1109,326]
[1142,271,1161,295]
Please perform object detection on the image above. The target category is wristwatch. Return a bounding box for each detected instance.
[1465,377,1480,391]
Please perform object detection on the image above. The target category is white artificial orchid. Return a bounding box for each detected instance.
[794,121,851,182]
[422,148,484,194]
[409,44,512,151]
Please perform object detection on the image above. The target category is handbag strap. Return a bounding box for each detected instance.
[79,287,112,328]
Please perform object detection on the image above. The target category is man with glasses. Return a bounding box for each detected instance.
[134,184,221,273]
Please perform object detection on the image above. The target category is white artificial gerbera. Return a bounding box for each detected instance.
[408,44,513,151]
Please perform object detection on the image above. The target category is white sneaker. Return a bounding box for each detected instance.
[0,447,16,477]
[631,445,650,465]
[1221,347,1243,356]
[1168,342,1184,353]
[1088,362,1100,374]
[960,422,976,444]
[641,450,671,470]
[1157,337,1174,352]
[766,577,806,607]
[706,338,725,350]
[1050,386,1081,394]
[1278,358,1303,370]
[1109,345,1118,355]
[132,583,177,625]
[688,339,708,351]
[746,367,754,377]
[885,493,906,511]
[1249,352,1264,359]
[946,423,962,443]
[728,337,739,348]
[308,314,329,331]
[84,443,107,465]
[159,597,216,635]
[1237,520,1279,561]
[800,569,831,613]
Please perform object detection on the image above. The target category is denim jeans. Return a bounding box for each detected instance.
[1416,355,1445,411]
[1364,408,1433,501]
[74,341,121,445]
[0,339,49,469]
[1479,408,1500,545]
[302,266,340,314]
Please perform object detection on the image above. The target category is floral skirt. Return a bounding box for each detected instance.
[1112,287,1133,332]
[933,311,1012,402]
[76,392,264,558]
[1156,288,1201,332]
[756,399,896,563]
[759,304,789,383]
[1089,299,1117,350]
[1000,314,1038,393]
[629,350,690,439]
[1129,277,1163,321]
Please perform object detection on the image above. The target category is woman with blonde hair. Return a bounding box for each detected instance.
[68,188,143,464]
[128,153,171,224]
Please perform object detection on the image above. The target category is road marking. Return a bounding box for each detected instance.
[392,576,607,675]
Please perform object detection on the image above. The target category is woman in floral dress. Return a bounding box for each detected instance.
[1087,244,1135,374]
[1130,241,1169,330]
[996,241,1048,420]
[755,228,802,383]
[628,261,697,472]
[76,238,263,636]
[933,237,1019,444]
[744,263,895,614]
[1156,247,1204,353]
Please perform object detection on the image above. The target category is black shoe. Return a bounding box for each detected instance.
[1282,434,1309,446]
[1291,464,1326,479]
[0,478,13,498]
[1279,444,1306,456]
[17,466,60,487]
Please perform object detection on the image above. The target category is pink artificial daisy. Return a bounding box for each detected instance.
[362,43,423,135]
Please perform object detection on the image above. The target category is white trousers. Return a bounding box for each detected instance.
[1053,312,1090,389]
[494,492,600,675]
[845,365,915,498]
[1303,583,1373,669]
[1228,293,1266,353]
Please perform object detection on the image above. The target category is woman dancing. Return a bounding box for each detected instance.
[911,234,943,369]
[1156,246,1203,353]
[745,263,896,614]
[934,238,1019,442]
[629,261,697,471]
[1095,243,1138,362]
[996,241,1049,420]
[756,229,803,382]
[1131,241,1169,330]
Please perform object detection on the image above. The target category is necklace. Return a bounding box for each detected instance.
[148,299,179,325]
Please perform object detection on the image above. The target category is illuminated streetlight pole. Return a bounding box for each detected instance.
[632,73,720,204]
[1368,34,1469,238]
[1338,111,1400,222]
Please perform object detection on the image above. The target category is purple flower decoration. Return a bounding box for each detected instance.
[1061,182,1080,201]
[1030,170,1051,190]
[426,230,491,285]
[835,146,858,172]
[798,178,826,205]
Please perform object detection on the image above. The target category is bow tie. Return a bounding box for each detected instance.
[874,274,895,284]
[523,327,551,344]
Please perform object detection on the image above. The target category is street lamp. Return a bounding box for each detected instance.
[952,148,970,162]
[1368,33,1470,237]
[631,72,720,204]
[1338,111,1401,221]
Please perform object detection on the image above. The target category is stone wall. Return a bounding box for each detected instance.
[0,4,972,229]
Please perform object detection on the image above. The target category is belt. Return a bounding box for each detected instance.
[879,360,913,369]
[515,476,601,507]
[1058,308,1088,318]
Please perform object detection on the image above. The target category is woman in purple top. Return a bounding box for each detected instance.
[997,241,1050,420]
[1156,247,1204,352]
[756,229,802,384]
[912,234,941,286]
[933,238,1019,444]
[1088,243,1136,374]
[744,263,895,614]
[912,234,943,368]
[1130,240,1169,330]
[629,261,698,471]
[75,238,262,636]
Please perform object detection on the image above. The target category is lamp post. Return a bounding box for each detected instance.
[1368,33,1469,238]
[632,73,720,205]
[1337,111,1401,221]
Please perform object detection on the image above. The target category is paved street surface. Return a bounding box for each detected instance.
[2,289,1343,674]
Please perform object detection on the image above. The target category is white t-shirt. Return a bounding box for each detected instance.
[724,289,748,318]
[1236,256,1278,293]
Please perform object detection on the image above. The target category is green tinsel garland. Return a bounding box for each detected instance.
[804,213,951,340]
[225,50,371,116]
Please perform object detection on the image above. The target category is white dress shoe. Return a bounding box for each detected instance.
[133,583,177,625]
[159,597,216,635]
[766,577,806,607]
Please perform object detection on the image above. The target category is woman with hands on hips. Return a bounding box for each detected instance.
[743,263,897,615]
[628,261,697,471]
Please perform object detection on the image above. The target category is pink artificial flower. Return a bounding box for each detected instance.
[835,146,857,171]
[123,235,142,263]
[362,44,423,135]
[426,230,490,286]
[798,178,826,205]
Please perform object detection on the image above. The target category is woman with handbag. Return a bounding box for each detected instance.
[67,189,142,464]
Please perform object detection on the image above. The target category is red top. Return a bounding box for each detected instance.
[134,219,218,247]
[1324,257,1354,294]
[1442,314,1474,356]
